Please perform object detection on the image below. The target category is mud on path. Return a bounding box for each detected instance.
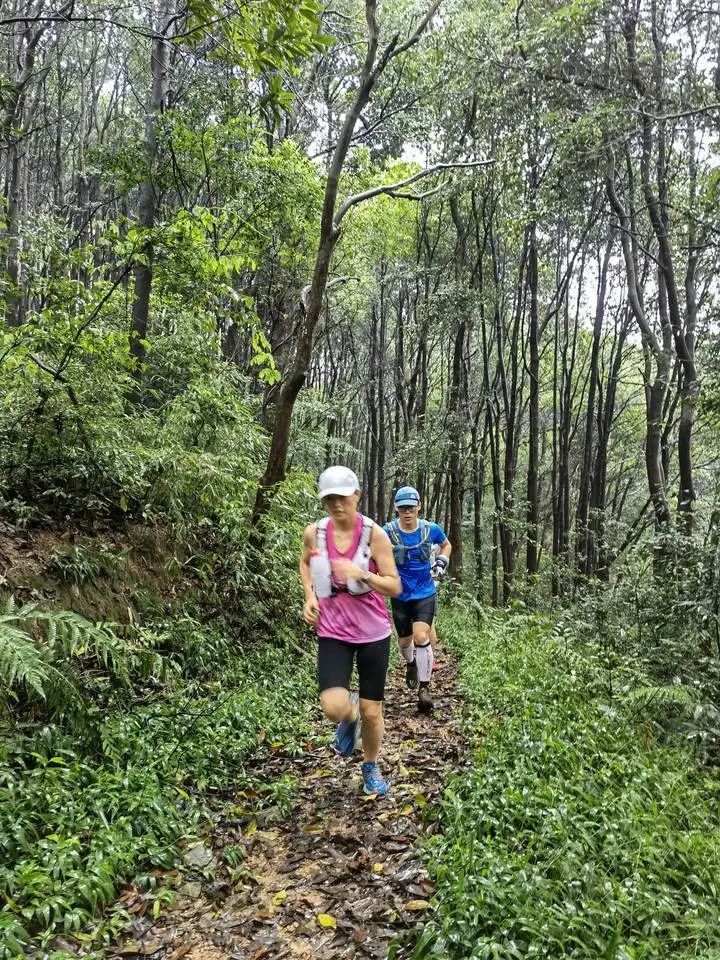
[109,651,464,960]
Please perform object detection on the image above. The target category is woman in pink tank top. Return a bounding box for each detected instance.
[300,466,401,797]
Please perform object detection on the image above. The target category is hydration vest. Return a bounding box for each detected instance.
[310,515,374,598]
[384,518,432,567]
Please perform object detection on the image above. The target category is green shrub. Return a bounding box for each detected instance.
[46,541,125,585]
[409,605,720,960]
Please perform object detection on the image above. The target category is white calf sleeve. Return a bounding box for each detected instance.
[399,639,415,664]
[415,642,434,683]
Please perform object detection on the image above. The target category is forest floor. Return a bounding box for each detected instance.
[104,649,465,960]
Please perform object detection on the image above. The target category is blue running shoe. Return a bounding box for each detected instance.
[361,761,389,796]
[332,692,360,758]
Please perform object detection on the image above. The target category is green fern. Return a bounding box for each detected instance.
[36,607,133,685]
[0,598,169,716]
[0,599,78,709]
[623,684,696,708]
[0,617,50,698]
[0,599,121,712]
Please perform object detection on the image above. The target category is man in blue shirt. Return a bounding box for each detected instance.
[384,486,452,713]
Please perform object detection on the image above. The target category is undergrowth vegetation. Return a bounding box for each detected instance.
[0,621,315,956]
[410,604,720,960]
[0,342,320,955]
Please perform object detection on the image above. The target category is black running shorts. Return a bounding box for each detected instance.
[317,635,390,702]
[390,595,437,638]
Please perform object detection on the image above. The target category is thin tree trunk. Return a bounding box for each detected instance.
[129,0,174,382]
[525,218,540,578]
[376,265,387,519]
[576,239,612,579]
[253,0,442,523]
[366,301,378,518]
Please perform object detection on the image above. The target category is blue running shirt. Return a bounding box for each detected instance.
[385,520,447,601]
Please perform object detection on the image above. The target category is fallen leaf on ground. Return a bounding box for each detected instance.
[316,913,337,928]
[404,899,432,911]
[119,940,163,956]
[184,843,213,869]
[169,946,192,960]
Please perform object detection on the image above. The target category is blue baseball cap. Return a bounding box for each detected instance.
[394,485,420,508]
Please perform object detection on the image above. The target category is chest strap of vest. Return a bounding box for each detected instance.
[317,515,373,555]
[389,518,429,543]
[358,515,374,554]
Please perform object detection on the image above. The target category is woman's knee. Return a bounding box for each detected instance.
[359,698,384,724]
[320,688,351,723]
[413,621,431,645]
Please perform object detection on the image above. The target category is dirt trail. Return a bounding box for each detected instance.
[110,652,464,960]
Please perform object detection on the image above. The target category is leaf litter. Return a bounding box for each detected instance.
[102,647,466,960]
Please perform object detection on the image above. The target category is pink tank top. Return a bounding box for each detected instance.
[316,513,391,644]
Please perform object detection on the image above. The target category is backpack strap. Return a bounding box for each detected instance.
[359,515,374,552]
[316,516,330,553]
[385,519,401,545]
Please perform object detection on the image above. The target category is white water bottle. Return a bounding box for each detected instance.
[309,550,333,599]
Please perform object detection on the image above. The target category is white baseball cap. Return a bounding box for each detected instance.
[318,465,360,499]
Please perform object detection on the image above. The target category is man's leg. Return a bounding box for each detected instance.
[390,600,416,688]
[317,637,358,756]
[412,596,437,713]
[356,636,390,795]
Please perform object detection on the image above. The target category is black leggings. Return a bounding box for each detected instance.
[317,635,391,702]
[390,595,436,638]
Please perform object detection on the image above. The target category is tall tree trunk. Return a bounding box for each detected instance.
[448,320,465,580]
[576,239,612,579]
[447,196,468,581]
[525,218,540,578]
[471,413,488,601]
[4,148,25,326]
[253,1,441,524]
[678,117,700,532]
[366,301,378,518]
[129,0,174,381]
[2,9,67,325]
[376,265,387,520]
[606,147,672,530]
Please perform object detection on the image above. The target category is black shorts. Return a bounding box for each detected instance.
[390,595,437,638]
[317,635,390,702]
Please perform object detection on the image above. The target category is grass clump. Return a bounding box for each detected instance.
[411,605,720,960]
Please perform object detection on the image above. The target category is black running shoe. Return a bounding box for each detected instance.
[405,658,418,689]
[418,684,433,713]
